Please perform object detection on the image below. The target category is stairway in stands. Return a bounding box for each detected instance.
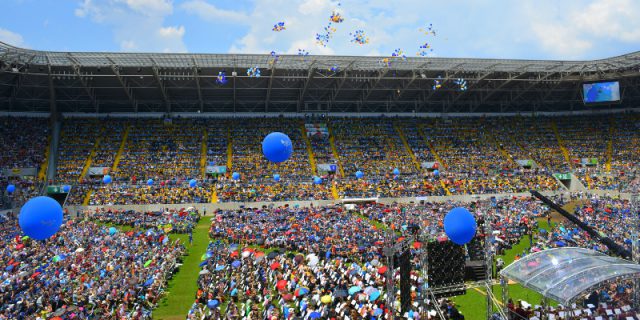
[326,120,345,178]
[110,124,131,175]
[78,135,103,183]
[417,123,451,195]
[393,121,421,171]
[299,120,318,176]
[226,127,233,176]
[551,121,572,169]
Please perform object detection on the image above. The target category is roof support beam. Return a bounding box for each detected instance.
[68,55,98,112]
[361,68,389,106]
[10,73,21,109]
[150,58,170,113]
[265,65,276,111]
[509,72,558,104]
[108,61,138,112]
[191,57,203,112]
[331,61,356,102]
[297,65,315,112]
[47,63,56,115]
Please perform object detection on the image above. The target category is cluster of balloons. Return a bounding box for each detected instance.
[350,30,370,45]
[268,51,280,68]
[247,66,261,78]
[272,21,286,32]
[216,71,228,85]
[444,207,477,245]
[454,78,468,91]
[432,76,443,91]
[297,49,310,61]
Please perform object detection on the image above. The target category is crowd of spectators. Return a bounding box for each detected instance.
[0,213,185,319]
[0,117,49,170]
[88,207,200,233]
[88,183,212,205]
[55,119,103,183]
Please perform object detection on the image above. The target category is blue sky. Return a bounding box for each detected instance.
[0,0,639,60]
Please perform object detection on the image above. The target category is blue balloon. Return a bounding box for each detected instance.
[313,176,322,185]
[18,196,63,240]
[103,175,112,184]
[262,132,293,163]
[355,171,364,179]
[189,179,197,188]
[392,168,400,175]
[444,207,477,245]
[6,184,15,194]
[147,179,154,186]
[62,185,71,193]
[433,169,439,176]
[232,172,240,180]
[274,174,281,182]
[109,227,117,235]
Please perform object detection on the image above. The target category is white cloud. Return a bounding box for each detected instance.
[181,0,248,24]
[75,0,187,53]
[0,28,27,48]
[526,0,640,58]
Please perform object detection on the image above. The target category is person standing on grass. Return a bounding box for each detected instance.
[189,230,193,245]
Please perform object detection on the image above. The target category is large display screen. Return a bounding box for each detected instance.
[583,81,620,103]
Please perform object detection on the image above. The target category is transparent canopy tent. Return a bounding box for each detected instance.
[499,247,640,306]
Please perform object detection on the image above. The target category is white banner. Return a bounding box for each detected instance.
[87,167,110,175]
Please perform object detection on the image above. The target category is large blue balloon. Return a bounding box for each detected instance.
[109,227,117,235]
[232,172,240,180]
[147,179,154,186]
[313,176,322,185]
[444,207,477,245]
[189,179,197,188]
[433,169,439,176]
[392,168,400,175]
[207,299,219,309]
[103,175,112,184]
[18,196,63,241]
[273,174,281,182]
[6,184,15,194]
[262,132,293,163]
[355,171,364,179]
[62,185,71,193]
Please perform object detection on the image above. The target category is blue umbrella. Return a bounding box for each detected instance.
[232,260,241,268]
[539,228,547,234]
[207,299,219,309]
[199,261,208,267]
[215,265,225,271]
[374,308,383,316]
[369,289,381,301]
[348,286,362,295]
[309,312,322,319]
[555,241,567,247]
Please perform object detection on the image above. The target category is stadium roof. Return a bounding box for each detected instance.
[1,41,639,114]
[500,247,640,305]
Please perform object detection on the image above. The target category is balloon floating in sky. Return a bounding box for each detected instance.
[454,78,468,91]
[103,175,112,184]
[328,64,339,73]
[269,51,280,68]
[419,23,437,36]
[6,184,15,194]
[216,71,228,85]
[350,30,370,45]
[247,66,261,78]
[298,49,310,61]
[19,196,63,241]
[272,21,286,32]
[262,132,293,163]
[392,48,407,61]
[432,76,442,91]
[329,11,344,23]
[444,207,477,245]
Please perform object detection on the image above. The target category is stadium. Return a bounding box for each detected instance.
[1,2,640,319]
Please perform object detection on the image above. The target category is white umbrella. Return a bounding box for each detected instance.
[199,269,210,275]
[75,248,85,253]
[308,255,319,267]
